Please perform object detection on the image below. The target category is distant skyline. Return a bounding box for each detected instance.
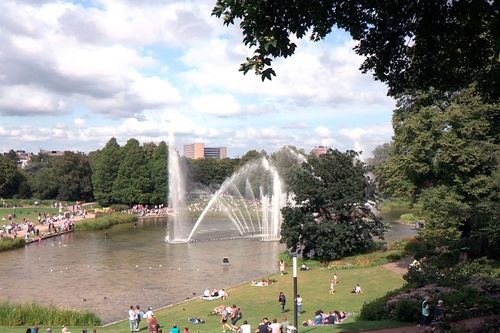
[0,0,395,159]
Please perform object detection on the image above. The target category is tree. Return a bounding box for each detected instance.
[0,155,18,197]
[270,145,306,193]
[92,138,122,206]
[112,139,153,205]
[378,87,499,257]
[281,149,385,262]
[213,0,499,99]
[149,141,168,205]
[52,152,93,201]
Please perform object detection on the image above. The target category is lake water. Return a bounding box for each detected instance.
[0,210,415,324]
[0,218,281,323]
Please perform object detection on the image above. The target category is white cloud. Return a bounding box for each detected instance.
[191,94,241,117]
[0,85,66,115]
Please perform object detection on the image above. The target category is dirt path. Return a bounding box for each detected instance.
[359,316,497,332]
[383,256,413,275]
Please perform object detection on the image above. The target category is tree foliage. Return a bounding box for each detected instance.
[0,155,18,197]
[213,0,499,99]
[377,87,499,257]
[91,138,122,206]
[281,149,385,262]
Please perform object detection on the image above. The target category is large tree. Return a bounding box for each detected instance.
[281,149,385,261]
[377,87,499,257]
[213,0,499,99]
[91,138,122,206]
[0,155,18,197]
[52,152,93,201]
[112,139,153,205]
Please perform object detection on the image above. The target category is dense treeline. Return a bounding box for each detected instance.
[1,139,305,207]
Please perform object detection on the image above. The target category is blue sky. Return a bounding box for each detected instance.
[0,0,395,159]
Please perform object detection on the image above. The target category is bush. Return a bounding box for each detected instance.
[0,302,100,326]
[400,213,417,224]
[109,204,129,212]
[75,213,137,231]
[360,296,388,320]
[392,298,420,322]
[0,237,25,252]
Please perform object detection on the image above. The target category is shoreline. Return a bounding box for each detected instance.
[102,268,278,327]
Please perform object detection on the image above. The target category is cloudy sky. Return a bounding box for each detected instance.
[0,0,395,159]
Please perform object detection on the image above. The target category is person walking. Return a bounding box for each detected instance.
[279,292,286,313]
[279,260,285,276]
[296,294,302,315]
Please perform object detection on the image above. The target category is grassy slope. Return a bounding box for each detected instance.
[0,264,407,333]
[0,207,59,227]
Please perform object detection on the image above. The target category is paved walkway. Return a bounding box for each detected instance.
[360,316,497,332]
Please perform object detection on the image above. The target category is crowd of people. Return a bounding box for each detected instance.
[128,204,170,217]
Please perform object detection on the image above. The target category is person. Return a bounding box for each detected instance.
[281,316,289,333]
[135,305,143,332]
[230,305,241,326]
[239,320,251,333]
[220,307,231,332]
[333,272,338,285]
[313,311,322,325]
[299,264,310,271]
[149,315,159,333]
[296,295,302,314]
[220,288,227,300]
[329,279,336,294]
[432,299,450,331]
[269,319,281,333]
[420,296,431,326]
[256,318,270,333]
[353,283,362,294]
[183,328,189,333]
[279,292,286,313]
[169,324,179,333]
[145,307,154,320]
[279,260,285,276]
[203,288,210,297]
[129,306,136,333]
[61,326,71,333]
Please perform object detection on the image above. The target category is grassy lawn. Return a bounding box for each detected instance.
[0,207,59,227]
[0,264,408,333]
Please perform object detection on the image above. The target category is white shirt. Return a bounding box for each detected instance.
[270,322,281,333]
[297,297,302,305]
[240,324,251,333]
[128,309,136,321]
[145,309,153,319]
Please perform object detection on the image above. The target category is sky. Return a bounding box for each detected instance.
[0,0,395,159]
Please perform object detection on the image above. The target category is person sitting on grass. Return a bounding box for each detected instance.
[352,283,362,294]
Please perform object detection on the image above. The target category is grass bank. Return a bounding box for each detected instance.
[0,258,408,333]
[74,213,137,231]
[0,207,59,227]
[0,302,100,327]
[0,237,25,252]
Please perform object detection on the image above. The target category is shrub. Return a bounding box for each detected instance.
[392,298,420,322]
[0,302,100,326]
[400,213,417,224]
[0,237,25,252]
[360,296,388,320]
[109,204,129,212]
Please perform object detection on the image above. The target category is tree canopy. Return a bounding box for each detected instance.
[375,87,499,258]
[213,0,499,99]
[281,149,385,261]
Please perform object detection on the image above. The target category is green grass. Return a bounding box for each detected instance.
[0,302,100,327]
[74,213,137,231]
[0,263,408,333]
[379,198,422,223]
[0,237,25,252]
[0,207,59,227]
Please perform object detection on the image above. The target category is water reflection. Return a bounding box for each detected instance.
[0,219,281,323]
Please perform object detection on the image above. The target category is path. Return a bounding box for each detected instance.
[359,316,498,332]
[382,256,413,275]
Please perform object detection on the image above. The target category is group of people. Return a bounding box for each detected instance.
[254,316,293,333]
[420,297,449,330]
[128,204,170,217]
[203,288,227,299]
[218,304,243,332]
[302,309,350,326]
[128,305,154,332]
[277,292,302,315]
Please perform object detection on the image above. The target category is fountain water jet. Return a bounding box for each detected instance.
[166,132,191,242]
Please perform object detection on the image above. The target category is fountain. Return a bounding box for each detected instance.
[166,132,191,242]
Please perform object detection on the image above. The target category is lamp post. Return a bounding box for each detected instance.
[293,255,298,332]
